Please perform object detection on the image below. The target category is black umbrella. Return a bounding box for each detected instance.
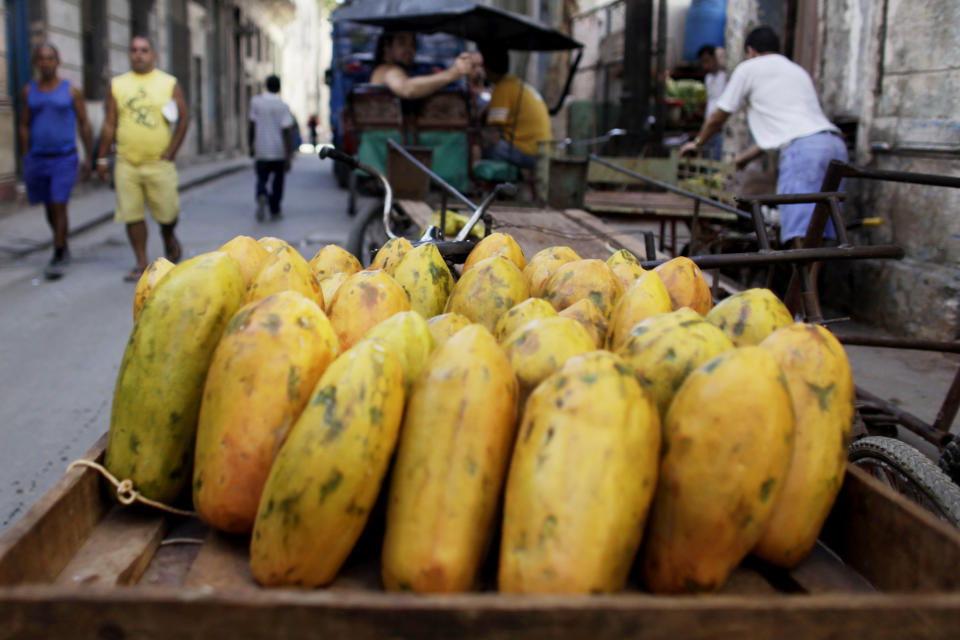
[331,0,582,51]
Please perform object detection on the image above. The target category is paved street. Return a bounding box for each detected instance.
[0,152,363,535]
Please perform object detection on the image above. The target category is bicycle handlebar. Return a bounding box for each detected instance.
[319,146,395,240]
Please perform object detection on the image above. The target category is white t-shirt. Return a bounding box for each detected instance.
[715,53,838,150]
[704,70,727,117]
[249,93,293,160]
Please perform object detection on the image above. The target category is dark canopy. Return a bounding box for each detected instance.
[331,0,582,51]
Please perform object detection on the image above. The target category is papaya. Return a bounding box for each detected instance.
[605,271,673,351]
[503,317,596,398]
[370,237,413,275]
[522,246,580,298]
[655,256,714,314]
[616,309,734,419]
[641,347,795,593]
[392,243,454,318]
[382,325,517,592]
[753,323,855,568]
[318,272,348,314]
[218,235,269,288]
[499,351,660,593]
[541,259,623,317]
[246,245,324,309]
[706,288,794,347]
[257,236,292,254]
[426,312,472,347]
[445,256,529,333]
[192,292,340,533]
[463,232,527,273]
[106,252,245,503]
[308,244,362,279]
[558,298,608,348]
[606,249,646,291]
[132,256,174,321]
[328,269,410,350]
[493,298,557,344]
[362,310,435,394]
[250,340,405,587]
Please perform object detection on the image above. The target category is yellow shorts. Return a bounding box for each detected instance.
[114,157,180,224]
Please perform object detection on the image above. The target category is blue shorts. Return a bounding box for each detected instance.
[482,138,537,169]
[777,131,848,243]
[24,152,78,205]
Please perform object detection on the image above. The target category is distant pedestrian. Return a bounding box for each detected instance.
[96,35,189,282]
[695,44,727,160]
[249,75,294,221]
[19,43,94,280]
[307,114,319,150]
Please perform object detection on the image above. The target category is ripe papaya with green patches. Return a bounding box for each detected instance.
[616,309,734,419]
[605,270,673,351]
[132,256,174,321]
[706,288,793,347]
[218,235,269,288]
[641,347,795,593]
[542,259,624,317]
[318,272,348,314]
[499,351,660,593]
[445,256,529,333]
[426,312,472,347]
[503,317,596,398]
[106,251,245,504]
[251,340,405,587]
[382,325,517,592]
[655,256,713,314]
[328,270,411,350]
[494,297,557,343]
[246,245,324,309]
[362,310,435,394]
[370,236,413,275]
[558,298,608,348]
[308,244,362,279]
[522,246,580,297]
[753,323,855,568]
[392,242,454,318]
[192,291,340,534]
[257,236,292,254]
[606,249,646,291]
[463,232,527,273]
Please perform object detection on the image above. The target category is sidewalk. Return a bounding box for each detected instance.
[0,154,251,259]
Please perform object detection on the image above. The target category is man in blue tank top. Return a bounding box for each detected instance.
[18,43,93,279]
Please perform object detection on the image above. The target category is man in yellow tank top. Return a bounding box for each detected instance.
[96,35,189,282]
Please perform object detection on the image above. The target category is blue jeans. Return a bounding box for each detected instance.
[482,138,537,170]
[777,131,848,243]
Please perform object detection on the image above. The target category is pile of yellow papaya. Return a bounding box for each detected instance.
[106,231,855,594]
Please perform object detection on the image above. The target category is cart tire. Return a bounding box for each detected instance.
[938,438,960,486]
[849,436,960,528]
[345,202,388,266]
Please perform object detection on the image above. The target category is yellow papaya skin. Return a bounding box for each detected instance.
[558,298,608,348]
[426,312,472,347]
[641,347,795,593]
[753,324,855,567]
[370,236,413,274]
[523,246,580,298]
[444,256,529,333]
[605,270,674,351]
[192,291,340,534]
[499,351,660,593]
[218,235,269,288]
[392,243,454,318]
[308,244,362,279]
[382,325,518,592]
[251,341,405,587]
[106,252,245,504]
[362,310,435,394]
[463,232,527,273]
[494,298,558,343]
[246,245,324,309]
[132,256,174,321]
[706,288,793,347]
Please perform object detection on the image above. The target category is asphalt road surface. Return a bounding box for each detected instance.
[0,153,363,536]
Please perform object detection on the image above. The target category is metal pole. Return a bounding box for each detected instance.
[618,0,653,154]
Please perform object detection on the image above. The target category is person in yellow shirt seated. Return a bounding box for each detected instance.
[478,46,551,170]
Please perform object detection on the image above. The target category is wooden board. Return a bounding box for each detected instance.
[2,435,960,638]
[584,190,738,221]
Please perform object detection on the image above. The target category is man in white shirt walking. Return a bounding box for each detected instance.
[696,44,726,160]
[682,26,848,245]
[249,75,294,221]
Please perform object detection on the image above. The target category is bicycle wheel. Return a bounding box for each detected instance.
[345,201,419,266]
[848,436,960,528]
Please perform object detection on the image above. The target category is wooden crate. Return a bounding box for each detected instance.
[2,434,960,638]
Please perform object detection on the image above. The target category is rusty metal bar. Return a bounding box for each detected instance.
[749,201,770,251]
[828,196,849,246]
[587,154,752,220]
[933,368,960,436]
[738,191,847,204]
[639,243,904,270]
[834,335,960,354]
[856,386,952,446]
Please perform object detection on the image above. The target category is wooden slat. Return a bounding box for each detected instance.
[584,191,738,221]
[395,199,435,230]
[587,155,679,185]
[138,519,209,587]
[0,435,110,585]
[2,588,960,639]
[183,530,256,590]
[54,506,168,587]
[821,465,960,592]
